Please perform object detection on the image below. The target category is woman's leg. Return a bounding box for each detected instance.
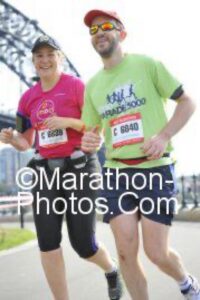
[32,166,69,300]
[41,248,69,300]
[65,157,122,299]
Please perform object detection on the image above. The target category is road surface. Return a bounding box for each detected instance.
[0,221,199,300]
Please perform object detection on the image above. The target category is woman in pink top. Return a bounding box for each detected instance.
[0,35,122,300]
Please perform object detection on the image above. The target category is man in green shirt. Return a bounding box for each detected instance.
[81,9,200,300]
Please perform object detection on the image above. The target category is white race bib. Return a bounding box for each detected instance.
[110,113,144,148]
[38,129,68,148]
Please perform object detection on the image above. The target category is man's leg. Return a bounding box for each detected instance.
[141,217,200,298]
[142,217,186,280]
[110,214,149,300]
[138,164,200,299]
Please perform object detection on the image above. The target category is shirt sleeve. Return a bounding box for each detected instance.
[16,90,32,133]
[75,77,85,110]
[149,57,183,100]
[81,85,102,130]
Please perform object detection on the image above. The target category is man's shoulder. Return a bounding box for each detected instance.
[86,69,103,89]
[128,53,157,65]
[85,54,157,88]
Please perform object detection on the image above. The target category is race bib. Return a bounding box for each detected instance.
[110,113,144,148]
[38,129,68,147]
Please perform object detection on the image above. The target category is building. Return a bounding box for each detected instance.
[0,146,33,193]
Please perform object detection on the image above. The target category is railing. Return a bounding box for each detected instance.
[0,194,33,228]
[0,174,199,227]
[179,174,200,209]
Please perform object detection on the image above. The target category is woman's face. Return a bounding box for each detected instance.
[32,45,62,80]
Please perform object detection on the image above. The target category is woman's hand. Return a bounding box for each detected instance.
[43,116,69,130]
[0,127,14,144]
[43,116,85,132]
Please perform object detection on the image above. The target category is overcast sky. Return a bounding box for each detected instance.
[0,0,199,175]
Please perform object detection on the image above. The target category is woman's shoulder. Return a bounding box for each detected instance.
[62,73,84,86]
[19,82,40,109]
[21,83,38,97]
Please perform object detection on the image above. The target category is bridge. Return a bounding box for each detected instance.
[0,0,80,130]
[0,113,15,129]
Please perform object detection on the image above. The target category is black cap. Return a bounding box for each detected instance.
[31,35,61,53]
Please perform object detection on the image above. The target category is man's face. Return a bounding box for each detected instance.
[90,16,122,58]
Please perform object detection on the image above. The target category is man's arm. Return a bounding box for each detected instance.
[81,84,103,153]
[141,92,196,160]
[81,126,102,153]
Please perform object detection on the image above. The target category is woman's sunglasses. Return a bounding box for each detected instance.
[89,21,121,36]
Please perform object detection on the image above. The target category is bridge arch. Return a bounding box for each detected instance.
[0,0,80,128]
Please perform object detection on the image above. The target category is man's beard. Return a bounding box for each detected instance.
[93,38,117,58]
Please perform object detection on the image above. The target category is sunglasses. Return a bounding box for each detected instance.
[89,22,121,35]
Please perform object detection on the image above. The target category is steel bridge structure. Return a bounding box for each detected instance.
[0,0,80,128]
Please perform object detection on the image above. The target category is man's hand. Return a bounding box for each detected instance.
[43,116,69,130]
[81,126,101,153]
[0,127,14,144]
[141,132,170,160]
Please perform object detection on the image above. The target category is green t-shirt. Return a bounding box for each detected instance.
[82,54,181,168]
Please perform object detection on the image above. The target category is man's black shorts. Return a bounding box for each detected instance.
[101,164,177,225]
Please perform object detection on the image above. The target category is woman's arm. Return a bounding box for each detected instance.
[0,127,35,151]
[43,116,85,132]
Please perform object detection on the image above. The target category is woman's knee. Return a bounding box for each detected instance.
[40,247,61,256]
[38,234,61,252]
[70,235,99,259]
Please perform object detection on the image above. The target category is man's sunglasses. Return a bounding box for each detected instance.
[89,22,121,35]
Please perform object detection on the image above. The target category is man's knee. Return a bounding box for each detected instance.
[116,235,139,262]
[111,214,139,262]
[144,246,169,267]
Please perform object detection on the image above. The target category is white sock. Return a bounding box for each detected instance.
[105,265,118,274]
[178,275,192,292]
